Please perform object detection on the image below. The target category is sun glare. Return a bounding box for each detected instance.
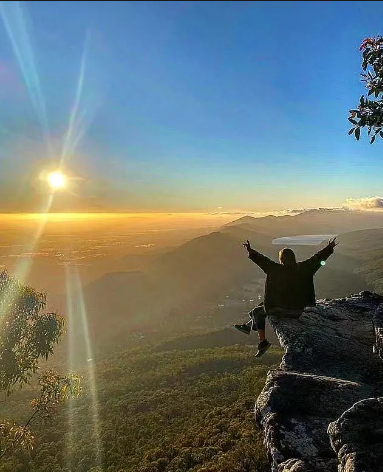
[47,171,66,190]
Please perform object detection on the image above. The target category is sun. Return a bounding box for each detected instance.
[47,171,67,190]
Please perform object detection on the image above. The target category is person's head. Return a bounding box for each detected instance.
[278,247,297,265]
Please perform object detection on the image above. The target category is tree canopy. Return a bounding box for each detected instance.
[349,36,383,143]
[0,269,81,460]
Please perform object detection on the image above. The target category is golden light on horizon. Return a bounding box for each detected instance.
[47,171,67,190]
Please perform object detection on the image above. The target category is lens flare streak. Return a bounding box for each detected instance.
[0,1,52,154]
[0,195,53,323]
[64,264,76,470]
[65,265,102,469]
[60,31,99,165]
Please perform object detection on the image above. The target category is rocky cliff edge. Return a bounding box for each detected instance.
[255,291,383,472]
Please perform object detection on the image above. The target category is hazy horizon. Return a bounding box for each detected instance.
[1,204,383,218]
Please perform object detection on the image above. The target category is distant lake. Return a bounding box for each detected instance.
[272,234,338,246]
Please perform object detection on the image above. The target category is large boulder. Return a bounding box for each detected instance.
[328,397,383,472]
[255,291,383,472]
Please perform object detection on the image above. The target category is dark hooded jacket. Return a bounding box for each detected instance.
[248,244,334,312]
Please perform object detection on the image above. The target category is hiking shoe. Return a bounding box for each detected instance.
[255,340,271,358]
[234,323,251,335]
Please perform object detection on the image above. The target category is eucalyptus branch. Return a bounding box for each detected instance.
[349,36,383,143]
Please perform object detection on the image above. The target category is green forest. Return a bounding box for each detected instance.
[1,340,282,472]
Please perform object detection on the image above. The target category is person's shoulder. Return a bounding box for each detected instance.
[274,262,285,270]
[264,260,279,271]
[296,260,309,271]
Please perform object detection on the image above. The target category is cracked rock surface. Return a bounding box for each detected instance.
[255,291,383,472]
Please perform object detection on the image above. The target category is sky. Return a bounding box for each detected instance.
[0,0,383,214]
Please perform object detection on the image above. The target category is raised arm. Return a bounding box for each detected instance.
[243,240,277,274]
[301,237,338,274]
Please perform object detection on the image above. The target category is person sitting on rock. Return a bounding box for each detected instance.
[235,237,338,357]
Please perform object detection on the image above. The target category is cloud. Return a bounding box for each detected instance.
[343,196,383,211]
[207,211,259,216]
[285,208,304,214]
[205,207,344,218]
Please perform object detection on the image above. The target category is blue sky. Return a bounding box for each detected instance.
[0,1,382,213]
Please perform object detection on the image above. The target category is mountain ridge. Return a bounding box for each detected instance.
[58,210,383,356]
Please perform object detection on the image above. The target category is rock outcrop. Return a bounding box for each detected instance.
[255,291,383,472]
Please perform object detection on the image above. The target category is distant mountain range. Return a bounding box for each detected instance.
[222,209,383,237]
[65,209,383,353]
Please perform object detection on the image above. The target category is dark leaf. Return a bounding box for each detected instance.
[348,118,358,124]
[370,135,376,144]
[355,127,361,140]
[348,128,354,135]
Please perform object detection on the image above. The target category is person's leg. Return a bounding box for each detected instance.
[247,305,268,341]
[234,303,263,335]
[254,307,271,357]
[248,307,258,331]
[255,307,267,342]
[234,314,252,335]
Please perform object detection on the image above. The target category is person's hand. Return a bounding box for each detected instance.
[243,240,252,252]
[328,237,338,249]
